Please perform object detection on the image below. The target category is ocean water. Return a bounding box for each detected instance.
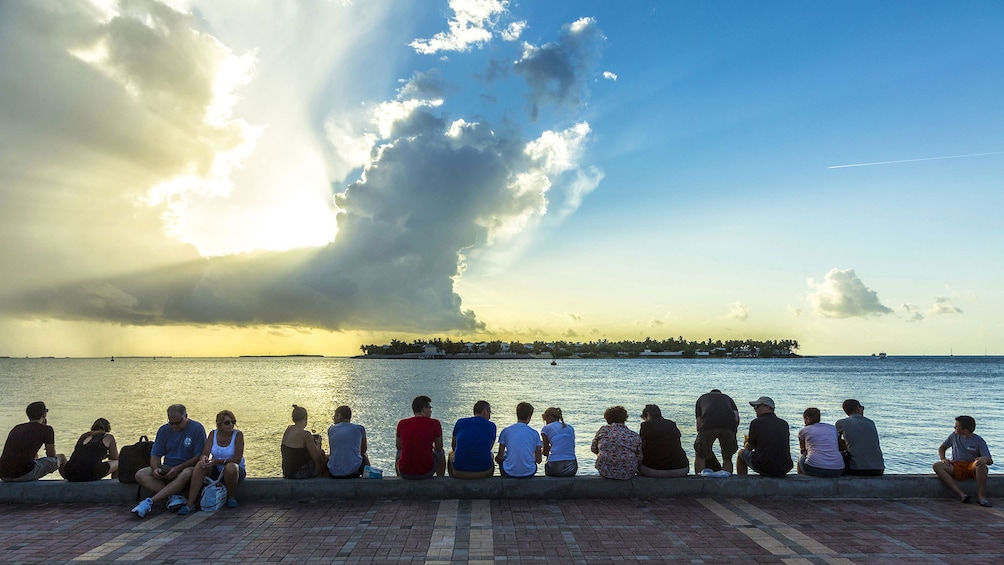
[1,356,1000,478]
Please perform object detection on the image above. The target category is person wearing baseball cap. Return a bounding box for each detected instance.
[736,396,792,477]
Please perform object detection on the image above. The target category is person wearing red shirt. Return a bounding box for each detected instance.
[395,396,446,479]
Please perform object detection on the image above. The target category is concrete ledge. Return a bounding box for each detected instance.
[1,475,995,504]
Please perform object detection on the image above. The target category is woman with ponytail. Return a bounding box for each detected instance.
[541,407,577,476]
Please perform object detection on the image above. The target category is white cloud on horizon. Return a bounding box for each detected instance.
[928,296,963,315]
[807,268,893,319]
[728,301,749,321]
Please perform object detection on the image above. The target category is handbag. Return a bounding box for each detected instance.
[199,475,227,512]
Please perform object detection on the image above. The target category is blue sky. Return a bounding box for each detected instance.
[0,0,1001,356]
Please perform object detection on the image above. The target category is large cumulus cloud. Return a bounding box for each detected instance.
[807,268,893,318]
[0,0,606,333]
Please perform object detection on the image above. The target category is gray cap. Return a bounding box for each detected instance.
[749,396,775,409]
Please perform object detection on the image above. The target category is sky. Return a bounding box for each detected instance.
[1,0,1002,357]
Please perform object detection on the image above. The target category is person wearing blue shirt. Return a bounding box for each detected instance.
[131,404,206,518]
[495,402,542,478]
[449,400,496,479]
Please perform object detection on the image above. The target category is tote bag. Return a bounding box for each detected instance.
[199,475,227,512]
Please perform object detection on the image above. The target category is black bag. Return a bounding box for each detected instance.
[118,435,153,483]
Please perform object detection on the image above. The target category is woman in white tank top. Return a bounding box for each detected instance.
[179,410,245,514]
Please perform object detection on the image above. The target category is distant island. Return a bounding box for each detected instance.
[239,354,325,358]
[356,337,800,359]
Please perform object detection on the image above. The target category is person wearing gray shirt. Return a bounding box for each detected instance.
[835,399,884,476]
[327,405,369,478]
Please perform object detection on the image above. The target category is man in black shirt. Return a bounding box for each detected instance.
[736,396,793,478]
[694,389,740,473]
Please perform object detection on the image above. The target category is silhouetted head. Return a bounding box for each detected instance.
[802,407,821,425]
[334,405,352,421]
[26,401,47,421]
[473,400,491,416]
[292,404,308,424]
[516,402,534,421]
[641,404,662,419]
[841,399,862,416]
[412,396,432,415]
[90,418,111,433]
[604,405,629,424]
[955,415,976,433]
[543,407,565,427]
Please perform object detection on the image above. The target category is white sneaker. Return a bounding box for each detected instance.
[131,497,154,518]
[166,494,185,512]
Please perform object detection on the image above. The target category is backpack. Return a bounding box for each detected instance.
[118,435,154,483]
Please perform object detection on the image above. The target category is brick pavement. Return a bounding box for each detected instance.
[0,497,1001,564]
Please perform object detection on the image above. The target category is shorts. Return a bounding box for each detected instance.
[210,465,247,483]
[952,460,978,481]
[544,459,578,477]
[447,451,493,479]
[798,454,844,477]
[0,457,61,482]
[694,429,739,459]
[398,449,444,480]
[740,450,787,478]
[638,464,688,478]
[330,457,370,479]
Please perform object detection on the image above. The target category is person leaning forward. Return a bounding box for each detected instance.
[736,396,793,478]
[131,404,206,518]
[835,399,884,476]
[694,389,740,474]
[396,396,446,479]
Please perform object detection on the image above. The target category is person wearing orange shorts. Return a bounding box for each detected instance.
[932,415,993,507]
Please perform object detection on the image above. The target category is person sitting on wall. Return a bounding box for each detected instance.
[541,407,578,477]
[60,418,119,482]
[0,401,66,482]
[591,405,642,480]
[933,415,993,507]
[835,399,884,476]
[496,402,542,478]
[449,400,496,479]
[327,405,369,479]
[178,409,246,514]
[638,404,690,477]
[281,405,328,479]
[396,396,446,479]
[131,404,206,518]
[797,407,844,477]
[736,396,792,478]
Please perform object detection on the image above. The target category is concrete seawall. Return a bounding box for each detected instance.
[1,474,995,504]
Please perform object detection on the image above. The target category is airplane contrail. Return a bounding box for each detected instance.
[828,151,1004,169]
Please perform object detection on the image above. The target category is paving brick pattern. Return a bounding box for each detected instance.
[0,498,1001,564]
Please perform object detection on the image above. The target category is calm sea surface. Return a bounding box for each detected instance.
[1,356,1000,478]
